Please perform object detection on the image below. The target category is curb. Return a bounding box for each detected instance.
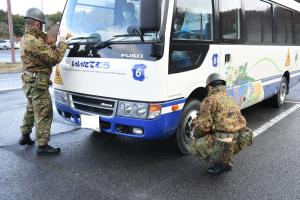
[0,87,22,93]
[0,70,22,74]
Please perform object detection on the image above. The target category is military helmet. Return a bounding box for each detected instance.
[24,8,46,24]
[206,73,226,87]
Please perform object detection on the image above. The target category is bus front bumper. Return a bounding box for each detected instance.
[55,102,182,140]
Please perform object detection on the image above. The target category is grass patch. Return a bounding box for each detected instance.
[0,62,23,73]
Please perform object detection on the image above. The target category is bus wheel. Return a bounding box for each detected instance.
[272,76,288,108]
[176,99,200,155]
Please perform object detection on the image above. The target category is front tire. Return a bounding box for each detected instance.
[176,99,200,155]
[3,46,8,50]
[272,76,288,108]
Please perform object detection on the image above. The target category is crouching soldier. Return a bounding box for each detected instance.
[188,73,253,176]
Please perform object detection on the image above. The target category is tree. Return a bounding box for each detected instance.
[13,14,25,37]
[0,9,62,39]
[45,12,62,31]
[0,10,7,23]
[46,12,62,24]
[0,10,9,38]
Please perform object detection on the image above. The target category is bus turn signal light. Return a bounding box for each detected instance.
[148,104,161,119]
[172,105,179,111]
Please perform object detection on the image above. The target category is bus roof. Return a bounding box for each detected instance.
[271,0,300,11]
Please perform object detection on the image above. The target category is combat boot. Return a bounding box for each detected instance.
[207,163,232,176]
[37,145,61,156]
[19,134,35,145]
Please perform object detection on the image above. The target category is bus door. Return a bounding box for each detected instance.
[167,0,216,99]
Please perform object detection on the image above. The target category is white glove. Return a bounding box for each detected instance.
[58,34,67,42]
[58,33,73,42]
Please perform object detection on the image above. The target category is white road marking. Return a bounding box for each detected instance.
[290,72,300,77]
[8,104,26,109]
[0,86,22,92]
[285,100,300,104]
[253,104,300,137]
[0,78,20,81]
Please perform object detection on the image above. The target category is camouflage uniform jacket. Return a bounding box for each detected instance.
[193,85,246,138]
[20,26,67,75]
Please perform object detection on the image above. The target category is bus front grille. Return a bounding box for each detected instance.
[70,94,117,117]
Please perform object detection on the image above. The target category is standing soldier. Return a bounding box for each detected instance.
[188,73,253,175]
[19,8,72,156]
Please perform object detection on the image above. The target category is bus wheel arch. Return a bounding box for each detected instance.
[188,87,207,102]
[272,72,289,108]
[175,87,206,155]
[284,72,290,94]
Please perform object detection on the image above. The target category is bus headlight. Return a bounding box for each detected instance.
[54,89,69,105]
[117,101,161,119]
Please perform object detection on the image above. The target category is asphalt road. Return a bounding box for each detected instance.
[0,72,22,91]
[0,49,20,63]
[0,74,299,200]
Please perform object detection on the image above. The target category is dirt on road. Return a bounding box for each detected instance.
[0,63,22,73]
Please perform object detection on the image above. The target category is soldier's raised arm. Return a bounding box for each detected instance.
[31,39,68,66]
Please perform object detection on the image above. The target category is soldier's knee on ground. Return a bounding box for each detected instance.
[188,136,213,161]
[187,141,198,155]
[188,139,206,156]
[236,128,253,152]
[212,138,235,163]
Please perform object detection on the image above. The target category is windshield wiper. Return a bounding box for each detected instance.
[94,34,139,49]
[67,36,100,45]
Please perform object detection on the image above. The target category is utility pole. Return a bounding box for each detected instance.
[7,0,16,64]
[41,0,44,12]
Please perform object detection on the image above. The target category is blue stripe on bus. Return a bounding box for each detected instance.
[263,80,280,98]
[55,102,181,140]
[55,72,300,140]
[290,72,300,87]
[260,70,300,83]
[260,74,282,83]
[261,72,300,98]
[290,69,300,75]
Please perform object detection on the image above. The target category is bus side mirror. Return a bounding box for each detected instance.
[139,0,161,33]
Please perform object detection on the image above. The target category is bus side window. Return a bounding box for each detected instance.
[293,13,300,44]
[170,0,212,74]
[220,0,241,41]
[170,51,193,72]
[274,6,293,44]
[244,0,272,43]
[172,0,213,41]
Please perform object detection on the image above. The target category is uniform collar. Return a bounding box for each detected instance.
[208,85,226,96]
[25,26,47,41]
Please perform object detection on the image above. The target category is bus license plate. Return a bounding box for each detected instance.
[80,114,101,132]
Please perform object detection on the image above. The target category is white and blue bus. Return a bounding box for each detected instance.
[54,0,300,154]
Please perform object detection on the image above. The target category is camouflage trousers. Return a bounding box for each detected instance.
[20,72,53,146]
[188,128,253,165]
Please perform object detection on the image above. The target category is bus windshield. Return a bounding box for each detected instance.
[60,0,166,42]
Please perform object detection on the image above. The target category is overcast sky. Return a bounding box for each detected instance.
[1,0,67,15]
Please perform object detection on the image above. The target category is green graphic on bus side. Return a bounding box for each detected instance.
[225,55,293,88]
[225,62,255,87]
[224,48,299,107]
[225,62,261,107]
